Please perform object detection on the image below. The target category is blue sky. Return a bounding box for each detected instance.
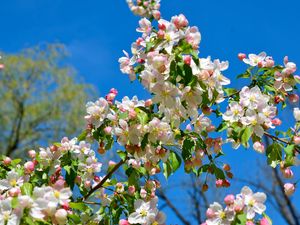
[1,0,300,224]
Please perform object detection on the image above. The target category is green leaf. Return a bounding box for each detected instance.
[25,217,36,225]
[266,143,282,168]
[169,151,181,172]
[213,165,225,179]
[68,214,81,224]
[126,168,140,186]
[11,159,21,167]
[117,150,127,161]
[21,183,33,196]
[77,130,87,141]
[216,122,228,132]
[224,88,238,96]
[182,138,194,160]
[69,202,87,211]
[237,72,250,79]
[241,127,253,147]
[136,108,148,125]
[233,213,247,225]
[284,144,294,156]
[197,164,210,176]
[163,161,172,179]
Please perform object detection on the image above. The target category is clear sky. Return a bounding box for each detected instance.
[1,0,300,224]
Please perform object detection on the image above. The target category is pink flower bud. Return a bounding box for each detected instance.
[145,99,153,107]
[0,64,4,69]
[55,209,68,225]
[24,161,35,174]
[238,53,246,60]
[271,118,282,126]
[94,175,100,182]
[109,160,116,167]
[224,194,235,205]
[128,185,136,195]
[223,179,231,187]
[50,145,58,152]
[202,106,212,115]
[75,176,82,184]
[185,124,192,131]
[293,136,300,145]
[223,164,231,171]
[129,109,137,119]
[253,142,265,153]
[158,23,166,30]
[215,179,223,188]
[3,157,11,166]
[9,187,21,197]
[54,179,65,190]
[284,183,295,196]
[206,208,215,218]
[84,180,91,188]
[140,188,147,198]
[282,167,294,179]
[206,125,215,132]
[246,222,255,225]
[183,55,192,65]
[119,219,130,225]
[104,126,112,135]
[152,10,161,20]
[28,150,36,158]
[289,94,299,103]
[264,58,274,68]
[157,30,165,39]
[260,217,270,225]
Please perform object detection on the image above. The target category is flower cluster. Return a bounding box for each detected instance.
[223,86,277,148]
[126,0,161,19]
[0,169,72,225]
[203,186,269,225]
[119,15,230,126]
[126,197,165,225]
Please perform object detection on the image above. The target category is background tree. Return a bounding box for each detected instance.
[0,43,95,157]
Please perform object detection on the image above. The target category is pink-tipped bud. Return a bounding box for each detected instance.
[94,175,100,182]
[183,55,192,65]
[140,188,147,198]
[272,118,282,126]
[55,209,68,225]
[238,53,246,61]
[293,136,300,145]
[282,167,294,179]
[128,185,136,195]
[253,142,265,153]
[145,99,153,107]
[274,95,284,104]
[104,126,112,135]
[223,179,231,187]
[215,179,223,188]
[157,30,165,39]
[206,125,215,132]
[0,64,4,70]
[289,94,299,103]
[109,160,116,167]
[284,183,295,196]
[50,145,58,152]
[84,180,91,189]
[3,157,11,166]
[119,219,130,225]
[24,161,35,174]
[260,217,270,225]
[158,23,166,30]
[152,10,161,20]
[202,106,212,115]
[9,187,21,197]
[246,222,255,225]
[206,208,215,219]
[54,179,65,190]
[224,194,235,205]
[28,150,36,158]
[223,164,231,171]
[129,109,137,119]
[75,176,82,184]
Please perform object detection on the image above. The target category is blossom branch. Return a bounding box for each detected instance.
[82,156,128,201]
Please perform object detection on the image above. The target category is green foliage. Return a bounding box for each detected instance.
[0,43,95,157]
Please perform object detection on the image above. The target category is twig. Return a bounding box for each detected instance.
[82,156,127,201]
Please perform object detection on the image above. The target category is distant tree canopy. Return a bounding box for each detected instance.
[0,43,95,156]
